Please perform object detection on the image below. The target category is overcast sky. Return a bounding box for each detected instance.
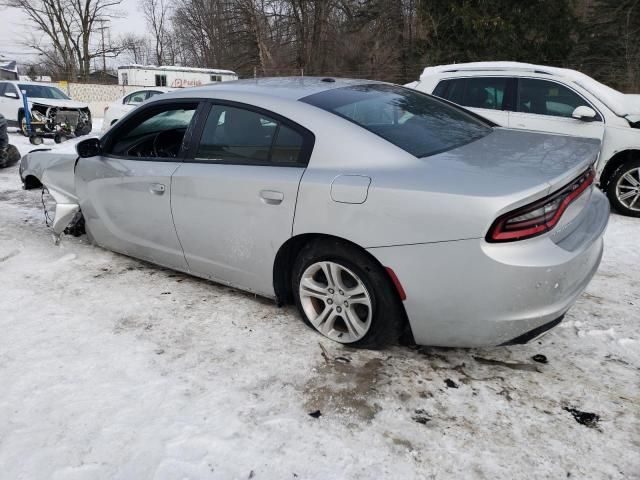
[1,0,140,65]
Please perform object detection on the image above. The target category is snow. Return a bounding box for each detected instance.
[419,61,640,116]
[6,118,104,155]
[0,129,639,479]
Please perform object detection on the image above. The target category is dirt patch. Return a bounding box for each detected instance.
[304,345,385,422]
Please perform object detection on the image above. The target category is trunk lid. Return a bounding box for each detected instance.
[424,127,599,196]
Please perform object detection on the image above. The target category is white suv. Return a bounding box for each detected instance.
[0,81,92,137]
[407,61,640,216]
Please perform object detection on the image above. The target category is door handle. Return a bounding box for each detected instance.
[259,189,284,205]
[150,183,166,195]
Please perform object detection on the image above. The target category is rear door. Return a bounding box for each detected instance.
[170,101,314,296]
[508,78,605,141]
[432,76,515,126]
[75,100,202,270]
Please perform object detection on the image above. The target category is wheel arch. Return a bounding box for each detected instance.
[23,174,42,190]
[272,232,413,340]
[600,149,640,188]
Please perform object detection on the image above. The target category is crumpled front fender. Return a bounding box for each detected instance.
[34,152,80,236]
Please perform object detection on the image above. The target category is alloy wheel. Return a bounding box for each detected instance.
[615,167,640,212]
[298,261,373,343]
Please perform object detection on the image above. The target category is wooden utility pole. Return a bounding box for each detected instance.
[96,18,110,77]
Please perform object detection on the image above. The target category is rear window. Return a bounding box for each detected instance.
[301,84,492,158]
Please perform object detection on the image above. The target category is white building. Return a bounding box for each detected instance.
[117,65,238,88]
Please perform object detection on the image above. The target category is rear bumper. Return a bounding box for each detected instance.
[368,189,609,347]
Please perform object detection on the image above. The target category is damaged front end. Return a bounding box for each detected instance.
[27,103,92,137]
[22,150,84,242]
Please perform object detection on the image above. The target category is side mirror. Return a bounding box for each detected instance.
[4,92,18,99]
[76,138,102,158]
[572,106,597,121]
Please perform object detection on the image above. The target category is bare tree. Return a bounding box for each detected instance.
[120,33,153,64]
[142,0,171,66]
[4,0,123,80]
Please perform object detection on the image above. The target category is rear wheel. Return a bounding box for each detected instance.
[292,239,405,349]
[607,159,640,217]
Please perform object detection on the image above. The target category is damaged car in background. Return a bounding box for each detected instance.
[0,81,92,139]
[20,78,609,349]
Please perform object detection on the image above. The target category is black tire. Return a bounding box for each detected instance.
[18,112,28,137]
[292,238,406,349]
[606,159,640,217]
[75,122,92,137]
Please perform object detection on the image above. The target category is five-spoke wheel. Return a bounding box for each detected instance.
[293,239,406,348]
[299,261,373,343]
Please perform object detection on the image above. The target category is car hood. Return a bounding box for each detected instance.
[29,98,88,109]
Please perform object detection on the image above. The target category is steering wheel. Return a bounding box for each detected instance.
[152,129,183,158]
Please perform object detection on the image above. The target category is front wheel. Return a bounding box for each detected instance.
[292,239,406,349]
[606,159,640,217]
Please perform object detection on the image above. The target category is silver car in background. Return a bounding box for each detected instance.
[20,78,609,348]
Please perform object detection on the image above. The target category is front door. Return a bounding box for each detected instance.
[75,101,200,271]
[508,78,605,141]
[170,102,314,296]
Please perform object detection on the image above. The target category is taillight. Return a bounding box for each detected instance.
[487,166,595,242]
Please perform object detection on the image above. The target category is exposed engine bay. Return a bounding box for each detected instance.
[28,103,92,138]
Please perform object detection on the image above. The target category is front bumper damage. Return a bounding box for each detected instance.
[28,103,92,137]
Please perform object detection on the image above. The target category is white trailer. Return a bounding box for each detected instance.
[117,65,238,88]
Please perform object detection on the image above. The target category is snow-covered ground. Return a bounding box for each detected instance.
[0,130,639,479]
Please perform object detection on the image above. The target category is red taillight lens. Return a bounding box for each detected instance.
[487,166,595,243]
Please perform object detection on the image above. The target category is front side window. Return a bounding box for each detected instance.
[108,103,197,158]
[517,79,596,119]
[302,84,492,158]
[4,83,18,96]
[124,91,147,105]
[196,104,307,165]
[17,84,69,100]
[435,77,509,111]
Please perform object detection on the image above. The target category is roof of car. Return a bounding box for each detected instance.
[419,61,636,117]
[179,77,382,101]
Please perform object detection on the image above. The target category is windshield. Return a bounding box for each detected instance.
[301,83,492,157]
[18,84,70,100]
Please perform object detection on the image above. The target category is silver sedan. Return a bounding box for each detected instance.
[20,77,609,348]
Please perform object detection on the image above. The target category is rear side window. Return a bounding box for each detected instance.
[435,77,509,111]
[518,78,597,119]
[302,84,492,158]
[195,104,309,165]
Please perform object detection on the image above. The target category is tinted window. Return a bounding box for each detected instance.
[196,105,305,165]
[437,78,508,110]
[4,83,18,96]
[0,83,6,96]
[302,84,491,158]
[271,125,304,164]
[17,84,69,100]
[518,79,594,118]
